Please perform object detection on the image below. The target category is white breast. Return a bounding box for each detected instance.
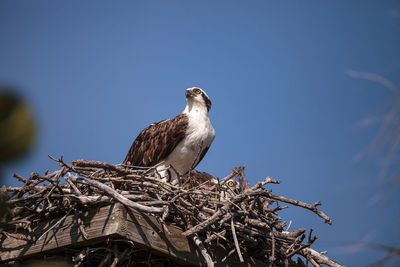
[163,108,215,182]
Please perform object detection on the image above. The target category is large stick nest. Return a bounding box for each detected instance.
[1,156,343,267]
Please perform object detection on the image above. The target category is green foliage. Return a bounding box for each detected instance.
[0,91,36,163]
[0,88,37,225]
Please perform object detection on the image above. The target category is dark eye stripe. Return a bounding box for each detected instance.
[201,93,212,112]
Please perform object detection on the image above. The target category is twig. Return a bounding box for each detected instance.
[38,209,71,241]
[193,234,214,267]
[68,176,164,213]
[260,192,332,224]
[231,216,244,262]
[270,231,275,267]
[302,248,344,267]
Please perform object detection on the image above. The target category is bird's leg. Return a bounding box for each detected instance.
[168,164,181,185]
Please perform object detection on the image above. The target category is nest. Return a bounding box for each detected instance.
[1,156,343,267]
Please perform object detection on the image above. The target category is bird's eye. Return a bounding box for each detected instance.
[195,89,201,94]
[227,181,236,187]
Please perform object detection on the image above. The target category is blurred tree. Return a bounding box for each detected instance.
[347,69,400,265]
[353,2,400,264]
[0,90,36,162]
[0,87,36,224]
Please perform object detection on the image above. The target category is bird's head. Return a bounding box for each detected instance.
[185,87,212,112]
[225,179,240,191]
[219,178,240,200]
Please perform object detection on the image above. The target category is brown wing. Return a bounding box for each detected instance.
[123,113,188,166]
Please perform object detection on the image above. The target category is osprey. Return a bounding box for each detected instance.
[123,87,215,184]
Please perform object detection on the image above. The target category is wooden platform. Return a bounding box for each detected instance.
[0,204,266,266]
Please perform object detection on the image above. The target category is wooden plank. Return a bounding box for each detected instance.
[122,208,204,265]
[0,204,124,262]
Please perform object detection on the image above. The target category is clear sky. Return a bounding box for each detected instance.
[1,1,400,265]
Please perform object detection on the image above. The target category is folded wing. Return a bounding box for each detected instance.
[123,113,188,167]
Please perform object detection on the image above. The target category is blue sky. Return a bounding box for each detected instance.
[1,1,400,265]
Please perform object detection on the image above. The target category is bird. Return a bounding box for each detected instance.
[220,178,240,200]
[123,87,215,185]
[182,170,244,200]
[182,169,218,189]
